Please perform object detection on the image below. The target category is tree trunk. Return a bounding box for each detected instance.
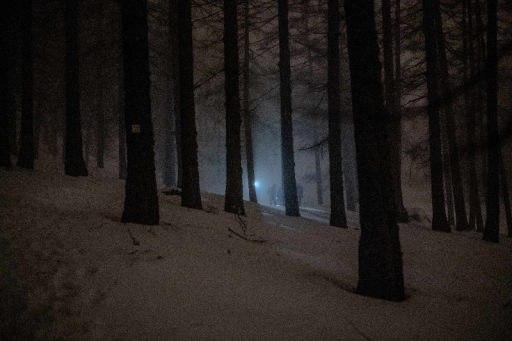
[382,0,408,222]
[223,0,245,216]
[0,0,15,168]
[120,0,159,225]
[328,0,347,228]
[17,0,34,170]
[64,0,88,177]
[178,0,202,209]
[278,0,300,217]
[441,123,455,226]
[421,0,450,232]
[483,0,499,243]
[243,0,257,204]
[500,156,512,238]
[95,3,106,169]
[118,62,127,180]
[345,0,405,302]
[464,0,484,232]
[434,0,468,231]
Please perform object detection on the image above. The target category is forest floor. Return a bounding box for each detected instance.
[1,167,511,341]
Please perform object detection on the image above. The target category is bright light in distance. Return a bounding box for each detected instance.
[254,181,260,188]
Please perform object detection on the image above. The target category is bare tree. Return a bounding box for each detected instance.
[17,0,35,170]
[483,0,499,243]
[345,0,405,302]
[223,0,245,215]
[178,0,202,209]
[64,0,88,177]
[328,0,347,228]
[120,0,159,225]
[278,0,300,217]
[421,0,450,232]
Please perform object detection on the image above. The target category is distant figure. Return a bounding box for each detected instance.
[297,183,303,207]
[277,185,284,206]
[267,184,277,206]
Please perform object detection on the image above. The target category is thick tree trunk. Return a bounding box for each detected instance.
[223,0,245,216]
[64,0,88,177]
[421,0,450,232]
[382,0,407,222]
[95,3,106,169]
[434,0,468,231]
[483,0,499,243]
[345,0,405,302]
[120,0,159,225]
[178,0,202,209]
[118,61,127,180]
[328,0,347,228]
[0,0,15,168]
[243,0,257,204]
[17,0,34,170]
[278,0,300,217]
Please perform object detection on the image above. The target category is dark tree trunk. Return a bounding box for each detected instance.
[314,137,324,205]
[382,0,408,223]
[178,0,202,209]
[223,0,245,216]
[95,3,106,169]
[243,0,257,204]
[434,0,468,231]
[64,0,88,177]
[118,61,127,180]
[328,0,347,228]
[17,0,34,170]
[120,0,159,225]
[500,156,512,238]
[441,124,455,226]
[475,0,487,200]
[0,0,15,168]
[483,0,499,243]
[464,0,484,232]
[421,0,450,232]
[164,0,180,188]
[345,0,405,302]
[278,0,300,217]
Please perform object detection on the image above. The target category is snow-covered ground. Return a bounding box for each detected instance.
[1,168,511,341]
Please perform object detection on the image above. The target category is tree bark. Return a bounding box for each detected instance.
[0,0,15,168]
[434,0,468,231]
[64,0,88,177]
[223,0,245,216]
[178,0,202,209]
[483,0,499,243]
[95,2,106,169]
[120,0,159,225]
[17,0,34,170]
[382,0,407,222]
[421,0,450,232]
[278,0,300,217]
[328,0,347,228]
[243,0,257,204]
[500,156,512,238]
[345,0,405,302]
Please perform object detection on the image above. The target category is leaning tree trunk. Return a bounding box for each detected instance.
[243,0,257,203]
[421,0,450,232]
[328,0,347,228]
[17,0,34,170]
[434,0,468,231]
[0,0,15,168]
[483,0,499,243]
[345,0,405,302]
[120,0,159,225]
[178,0,202,209]
[224,0,245,216]
[278,0,300,217]
[64,0,88,177]
[382,0,408,222]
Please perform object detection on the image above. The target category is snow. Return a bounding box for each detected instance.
[1,168,511,341]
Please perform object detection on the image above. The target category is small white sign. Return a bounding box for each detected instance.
[132,124,140,133]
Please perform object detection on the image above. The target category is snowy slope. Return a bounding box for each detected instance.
[1,168,511,341]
